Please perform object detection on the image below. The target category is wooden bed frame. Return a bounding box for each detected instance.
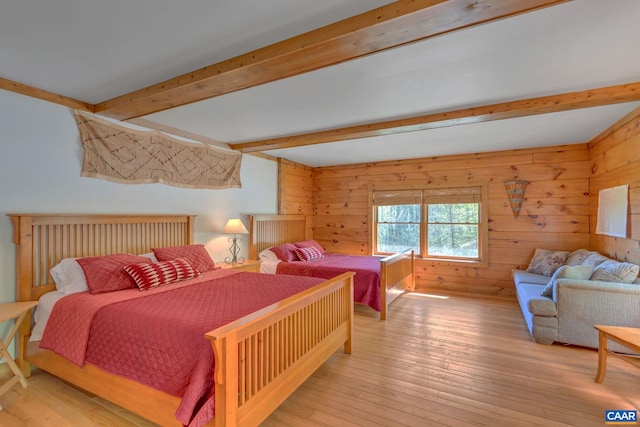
[9,213,354,427]
[248,214,414,320]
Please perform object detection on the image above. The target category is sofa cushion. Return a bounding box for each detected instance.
[526,248,568,277]
[591,259,640,283]
[540,265,594,297]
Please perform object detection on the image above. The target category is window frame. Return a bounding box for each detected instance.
[370,182,489,267]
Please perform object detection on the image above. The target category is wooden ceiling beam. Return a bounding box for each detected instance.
[229,82,640,152]
[0,77,94,112]
[94,0,568,121]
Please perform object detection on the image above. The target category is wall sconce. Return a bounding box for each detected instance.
[504,180,530,219]
[223,218,249,265]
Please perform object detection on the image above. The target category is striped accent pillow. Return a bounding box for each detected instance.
[294,246,323,262]
[124,257,200,291]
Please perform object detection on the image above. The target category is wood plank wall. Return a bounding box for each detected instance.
[589,108,640,264]
[292,145,591,298]
[278,158,314,216]
[278,158,316,239]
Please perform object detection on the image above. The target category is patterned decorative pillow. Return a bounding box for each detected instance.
[269,243,298,262]
[295,246,324,261]
[76,254,152,294]
[526,249,569,277]
[579,252,610,268]
[152,244,217,273]
[293,239,326,254]
[540,265,594,297]
[590,259,640,283]
[564,249,594,266]
[124,257,200,291]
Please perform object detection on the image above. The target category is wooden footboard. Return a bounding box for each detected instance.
[207,272,354,427]
[380,249,414,320]
[25,272,354,427]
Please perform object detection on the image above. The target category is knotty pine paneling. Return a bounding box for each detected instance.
[310,144,591,298]
[589,109,640,264]
[278,158,314,216]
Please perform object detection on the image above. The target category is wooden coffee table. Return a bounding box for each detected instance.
[594,325,640,383]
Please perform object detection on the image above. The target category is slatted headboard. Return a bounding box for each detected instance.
[248,215,309,260]
[9,214,195,302]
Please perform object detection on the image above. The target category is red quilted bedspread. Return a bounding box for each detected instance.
[39,269,324,426]
[276,253,381,312]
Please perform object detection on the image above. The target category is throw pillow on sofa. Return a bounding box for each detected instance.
[564,249,595,266]
[590,259,640,283]
[579,252,610,268]
[540,265,595,297]
[526,248,569,277]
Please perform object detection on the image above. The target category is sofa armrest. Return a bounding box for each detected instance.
[513,269,550,286]
[527,297,557,316]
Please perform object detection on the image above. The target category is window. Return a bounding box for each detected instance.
[372,185,487,263]
[373,190,421,253]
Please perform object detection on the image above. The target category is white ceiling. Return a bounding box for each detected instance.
[2,0,640,167]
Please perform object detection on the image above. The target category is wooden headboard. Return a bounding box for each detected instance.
[248,215,309,260]
[9,214,195,303]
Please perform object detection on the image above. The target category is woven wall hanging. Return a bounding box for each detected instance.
[504,180,529,219]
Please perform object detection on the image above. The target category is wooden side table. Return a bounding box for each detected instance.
[594,325,640,383]
[0,301,38,410]
[218,259,262,273]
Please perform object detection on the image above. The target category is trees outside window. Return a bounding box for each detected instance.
[376,203,420,253]
[373,185,486,262]
[427,203,479,258]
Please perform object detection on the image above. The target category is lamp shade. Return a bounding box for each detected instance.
[223,218,248,234]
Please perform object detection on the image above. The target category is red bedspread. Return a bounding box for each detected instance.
[40,269,324,426]
[276,253,381,312]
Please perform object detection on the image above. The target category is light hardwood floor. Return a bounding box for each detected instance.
[0,292,637,426]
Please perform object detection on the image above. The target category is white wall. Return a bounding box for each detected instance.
[0,89,278,303]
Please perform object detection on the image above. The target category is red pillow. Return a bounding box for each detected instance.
[124,257,200,291]
[294,246,323,261]
[293,239,326,254]
[152,244,217,273]
[270,243,298,262]
[76,254,152,294]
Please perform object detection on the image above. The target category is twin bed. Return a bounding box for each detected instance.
[10,214,354,427]
[248,214,415,320]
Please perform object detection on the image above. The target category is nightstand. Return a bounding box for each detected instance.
[218,260,262,273]
[0,301,38,409]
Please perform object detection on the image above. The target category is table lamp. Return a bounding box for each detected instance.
[223,218,249,265]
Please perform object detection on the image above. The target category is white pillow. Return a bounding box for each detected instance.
[258,248,280,263]
[50,258,89,294]
[139,252,158,262]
